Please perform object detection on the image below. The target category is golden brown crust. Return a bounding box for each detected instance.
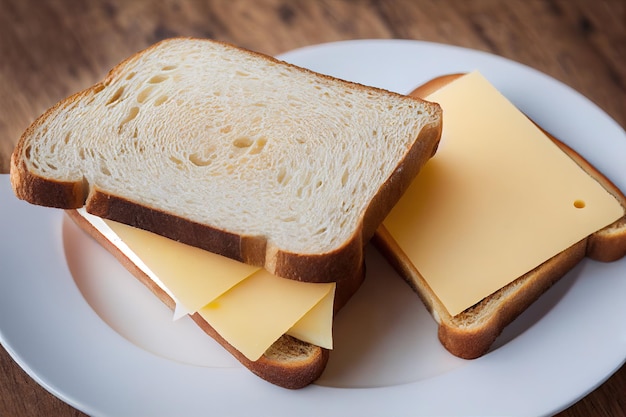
[190,317,329,389]
[373,73,626,359]
[437,240,587,359]
[10,161,85,209]
[85,189,251,264]
[9,88,95,209]
[65,209,364,388]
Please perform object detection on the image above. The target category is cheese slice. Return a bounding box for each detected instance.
[287,283,335,349]
[77,209,336,360]
[103,218,259,317]
[383,71,624,317]
[199,270,334,361]
[78,208,181,308]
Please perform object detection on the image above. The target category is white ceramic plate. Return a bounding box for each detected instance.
[1,40,625,417]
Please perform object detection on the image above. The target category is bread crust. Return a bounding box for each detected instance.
[10,37,442,284]
[437,239,587,359]
[9,88,95,209]
[373,73,626,359]
[66,209,364,389]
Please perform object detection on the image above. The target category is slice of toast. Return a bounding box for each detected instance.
[66,209,364,389]
[10,37,442,284]
[373,74,626,359]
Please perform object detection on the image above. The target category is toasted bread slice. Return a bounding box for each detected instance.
[373,74,626,359]
[10,37,442,283]
[66,209,364,389]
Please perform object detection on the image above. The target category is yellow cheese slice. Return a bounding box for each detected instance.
[79,212,336,361]
[383,71,624,317]
[105,219,259,316]
[287,283,335,349]
[198,269,334,361]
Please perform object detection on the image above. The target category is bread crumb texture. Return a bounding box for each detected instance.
[19,38,439,253]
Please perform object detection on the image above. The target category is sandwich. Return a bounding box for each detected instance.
[9,37,443,388]
[374,72,626,359]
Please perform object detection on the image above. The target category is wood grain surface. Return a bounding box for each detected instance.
[1,0,624,416]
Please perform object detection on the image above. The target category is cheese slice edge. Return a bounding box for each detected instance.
[198,269,334,361]
[287,283,335,349]
[103,217,260,315]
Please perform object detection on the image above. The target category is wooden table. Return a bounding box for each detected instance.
[1,1,624,415]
